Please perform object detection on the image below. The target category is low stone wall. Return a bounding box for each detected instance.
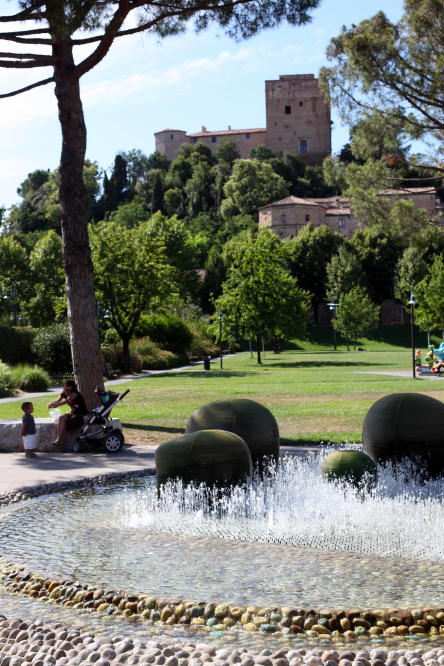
[0,418,122,453]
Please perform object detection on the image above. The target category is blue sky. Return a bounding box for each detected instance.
[0,0,404,209]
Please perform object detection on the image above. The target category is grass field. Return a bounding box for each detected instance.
[2,331,444,446]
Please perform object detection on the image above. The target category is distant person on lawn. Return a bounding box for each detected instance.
[47,380,88,451]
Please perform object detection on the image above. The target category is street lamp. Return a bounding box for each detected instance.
[408,286,418,380]
[218,305,223,370]
[3,283,17,326]
[327,302,339,351]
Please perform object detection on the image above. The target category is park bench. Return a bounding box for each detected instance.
[186,351,200,363]
[102,363,121,379]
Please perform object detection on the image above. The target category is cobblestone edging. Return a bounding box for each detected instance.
[0,468,155,506]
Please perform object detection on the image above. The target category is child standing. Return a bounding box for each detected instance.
[20,402,37,458]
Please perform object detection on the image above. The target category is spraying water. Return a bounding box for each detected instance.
[114,451,444,561]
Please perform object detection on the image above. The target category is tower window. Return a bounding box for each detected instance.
[193,138,198,144]
[300,139,308,154]
[212,136,217,143]
[305,214,310,222]
[281,215,286,222]
[339,219,346,228]
[300,101,303,106]
[285,105,291,115]
[246,133,250,138]
[170,134,174,140]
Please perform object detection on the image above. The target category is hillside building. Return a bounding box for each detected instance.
[259,187,440,239]
[154,74,331,164]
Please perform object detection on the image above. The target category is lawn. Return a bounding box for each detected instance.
[2,339,444,446]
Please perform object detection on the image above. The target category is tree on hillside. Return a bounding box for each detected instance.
[90,220,177,373]
[216,230,310,362]
[0,0,320,400]
[6,169,51,234]
[26,231,65,327]
[333,287,380,351]
[104,155,130,216]
[415,256,444,340]
[222,159,289,220]
[393,247,428,308]
[250,145,276,162]
[198,246,229,314]
[119,149,150,191]
[285,224,344,321]
[350,228,403,304]
[326,246,367,303]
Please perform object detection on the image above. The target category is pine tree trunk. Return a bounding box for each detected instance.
[53,43,103,409]
[346,332,350,351]
[256,334,262,364]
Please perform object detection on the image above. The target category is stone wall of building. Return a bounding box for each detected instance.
[154,130,189,163]
[259,197,327,238]
[265,74,331,166]
[187,128,266,160]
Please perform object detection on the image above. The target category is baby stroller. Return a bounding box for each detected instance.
[73,387,130,454]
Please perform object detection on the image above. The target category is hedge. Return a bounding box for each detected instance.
[0,326,38,364]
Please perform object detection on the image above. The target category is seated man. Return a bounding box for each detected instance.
[47,380,88,451]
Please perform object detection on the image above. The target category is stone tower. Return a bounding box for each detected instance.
[265,74,331,165]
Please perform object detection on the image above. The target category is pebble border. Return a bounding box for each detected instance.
[1,472,444,640]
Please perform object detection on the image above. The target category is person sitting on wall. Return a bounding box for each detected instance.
[47,380,88,451]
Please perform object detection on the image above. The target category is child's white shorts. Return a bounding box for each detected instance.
[23,434,36,449]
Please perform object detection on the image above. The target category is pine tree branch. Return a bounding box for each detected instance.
[0,35,53,45]
[0,76,54,98]
[0,5,45,23]
[0,59,51,69]
[0,52,57,61]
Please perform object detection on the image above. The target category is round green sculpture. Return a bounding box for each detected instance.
[362,393,444,476]
[185,399,280,473]
[321,450,377,485]
[155,429,253,488]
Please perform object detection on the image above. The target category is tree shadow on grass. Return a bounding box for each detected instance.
[149,371,257,379]
[122,423,185,435]
[263,360,392,369]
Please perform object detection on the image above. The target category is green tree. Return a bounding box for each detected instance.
[326,246,367,303]
[164,189,183,217]
[216,230,310,362]
[222,159,289,220]
[215,138,241,166]
[285,224,344,321]
[267,152,307,196]
[42,160,102,227]
[26,231,65,326]
[146,151,171,173]
[393,247,428,307]
[350,229,403,304]
[334,287,380,351]
[119,149,149,190]
[0,0,320,399]
[7,169,51,234]
[90,220,177,373]
[110,198,150,228]
[250,145,276,161]
[0,237,28,324]
[415,256,444,340]
[198,246,229,314]
[320,1,444,177]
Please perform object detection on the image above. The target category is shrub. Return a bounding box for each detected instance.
[10,364,51,392]
[101,343,143,373]
[31,324,73,373]
[0,361,12,398]
[134,314,193,353]
[0,326,38,364]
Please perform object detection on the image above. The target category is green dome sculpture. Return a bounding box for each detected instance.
[321,450,377,485]
[155,429,253,488]
[362,393,444,476]
[185,399,279,474]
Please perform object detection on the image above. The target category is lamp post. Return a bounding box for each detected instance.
[327,302,339,351]
[218,305,223,370]
[408,286,418,379]
[3,283,17,326]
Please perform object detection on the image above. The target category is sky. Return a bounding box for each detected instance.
[0,0,404,209]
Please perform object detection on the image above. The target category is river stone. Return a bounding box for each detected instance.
[116,646,133,657]
[370,654,387,662]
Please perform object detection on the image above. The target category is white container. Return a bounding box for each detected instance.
[49,408,61,423]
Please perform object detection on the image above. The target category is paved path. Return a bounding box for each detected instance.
[352,370,444,380]
[0,444,157,493]
[0,442,340,494]
[0,355,246,405]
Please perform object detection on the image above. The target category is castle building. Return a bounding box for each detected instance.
[154,74,331,164]
[258,188,439,239]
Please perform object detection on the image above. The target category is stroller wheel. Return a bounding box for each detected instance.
[104,433,123,454]
[73,440,85,453]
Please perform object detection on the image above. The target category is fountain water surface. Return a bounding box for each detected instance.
[1,452,444,609]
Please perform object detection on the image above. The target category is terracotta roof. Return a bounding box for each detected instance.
[154,129,186,134]
[258,196,327,210]
[325,208,351,215]
[378,187,436,195]
[188,128,266,137]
